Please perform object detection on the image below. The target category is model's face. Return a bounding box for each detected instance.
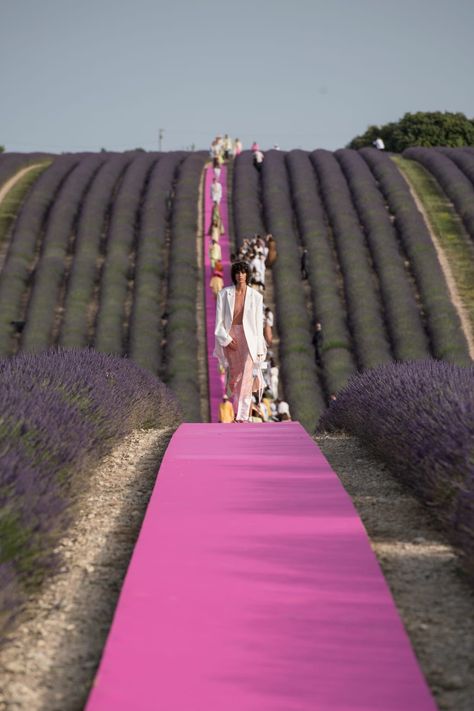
[236,271,247,285]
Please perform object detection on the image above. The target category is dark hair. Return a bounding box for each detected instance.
[231,260,251,285]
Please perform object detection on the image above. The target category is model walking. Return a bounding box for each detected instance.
[214,261,266,422]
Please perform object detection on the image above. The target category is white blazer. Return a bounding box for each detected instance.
[214,285,266,368]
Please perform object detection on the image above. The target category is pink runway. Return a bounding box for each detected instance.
[86,422,435,710]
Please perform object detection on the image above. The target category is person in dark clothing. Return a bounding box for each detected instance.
[312,321,323,367]
[301,249,309,280]
[10,320,26,333]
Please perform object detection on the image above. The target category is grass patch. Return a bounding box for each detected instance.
[392,155,474,334]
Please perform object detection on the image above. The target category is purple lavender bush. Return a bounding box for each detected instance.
[319,359,474,577]
[0,347,182,641]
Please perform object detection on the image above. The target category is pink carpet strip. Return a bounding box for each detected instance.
[85,422,436,710]
[203,164,232,422]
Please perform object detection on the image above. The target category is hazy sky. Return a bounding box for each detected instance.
[1,0,473,153]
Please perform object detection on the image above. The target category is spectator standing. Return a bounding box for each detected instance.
[253,148,264,172]
[373,137,385,150]
[265,234,277,267]
[223,134,233,159]
[234,138,242,155]
[301,248,309,280]
[312,322,323,367]
[270,358,279,399]
[277,399,291,421]
[264,307,273,346]
[218,394,235,423]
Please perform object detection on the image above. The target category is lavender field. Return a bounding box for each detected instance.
[0,145,473,642]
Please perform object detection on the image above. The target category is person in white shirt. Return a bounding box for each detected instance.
[373,137,385,150]
[253,149,264,171]
[223,134,233,159]
[211,177,222,205]
[277,399,291,421]
[270,359,279,400]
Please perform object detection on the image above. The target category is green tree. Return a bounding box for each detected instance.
[0,145,5,153]
[347,112,474,152]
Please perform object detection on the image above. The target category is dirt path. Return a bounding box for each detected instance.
[397,167,474,359]
[0,427,174,711]
[0,164,46,205]
[318,434,474,711]
[0,164,49,276]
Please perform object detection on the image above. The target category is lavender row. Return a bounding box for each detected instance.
[261,151,326,431]
[310,150,393,369]
[21,155,106,351]
[335,149,430,361]
[129,153,185,374]
[0,347,182,640]
[361,148,470,364]
[165,152,208,421]
[0,155,81,356]
[232,152,265,246]
[285,150,356,394]
[59,154,132,347]
[404,146,474,241]
[436,147,474,188]
[319,359,474,578]
[94,153,160,355]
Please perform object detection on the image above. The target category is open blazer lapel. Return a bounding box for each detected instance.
[226,285,235,323]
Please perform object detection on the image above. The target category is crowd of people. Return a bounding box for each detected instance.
[219,234,290,423]
[207,137,292,423]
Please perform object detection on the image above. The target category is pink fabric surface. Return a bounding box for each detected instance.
[204,165,231,422]
[86,423,436,711]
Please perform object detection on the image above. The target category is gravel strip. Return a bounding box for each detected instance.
[317,433,474,711]
[0,427,174,711]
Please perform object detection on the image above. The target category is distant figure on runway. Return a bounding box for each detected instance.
[209,260,224,298]
[211,176,222,205]
[209,239,222,269]
[214,261,267,422]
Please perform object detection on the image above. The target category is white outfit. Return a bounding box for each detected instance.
[265,310,274,328]
[270,365,279,399]
[211,182,222,204]
[374,137,385,150]
[254,150,264,164]
[214,285,267,368]
[278,400,290,417]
